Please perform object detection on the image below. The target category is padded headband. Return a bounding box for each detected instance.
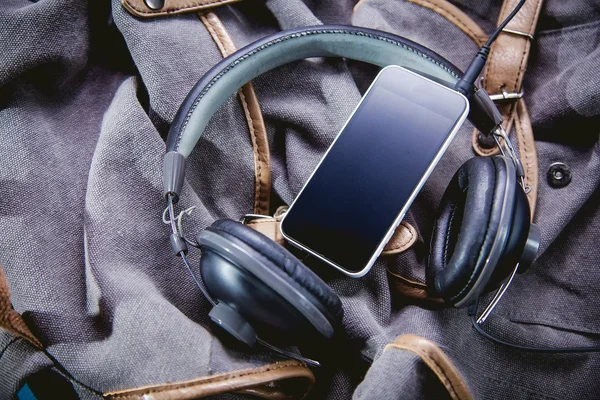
[163,25,463,200]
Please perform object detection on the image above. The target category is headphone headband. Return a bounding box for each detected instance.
[163,25,463,200]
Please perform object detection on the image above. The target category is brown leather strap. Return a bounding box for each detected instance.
[104,360,315,400]
[247,218,285,245]
[514,99,538,215]
[385,334,473,400]
[199,12,272,215]
[381,222,418,255]
[471,0,543,215]
[483,0,543,106]
[386,268,444,304]
[247,219,419,255]
[122,0,244,18]
[0,265,43,348]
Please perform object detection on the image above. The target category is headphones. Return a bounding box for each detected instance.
[162,26,541,356]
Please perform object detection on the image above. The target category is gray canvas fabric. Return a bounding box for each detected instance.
[1,0,599,399]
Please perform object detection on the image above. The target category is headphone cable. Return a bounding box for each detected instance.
[454,0,527,95]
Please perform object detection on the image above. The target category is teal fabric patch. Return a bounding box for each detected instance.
[17,383,37,400]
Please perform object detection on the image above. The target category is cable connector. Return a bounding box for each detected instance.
[468,87,504,135]
[170,233,188,256]
[454,46,490,96]
[454,0,526,109]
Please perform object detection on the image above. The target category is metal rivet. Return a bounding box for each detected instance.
[144,0,164,10]
[477,131,497,149]
[547,162,571,188]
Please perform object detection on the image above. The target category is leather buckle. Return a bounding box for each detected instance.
[488,87,524,103]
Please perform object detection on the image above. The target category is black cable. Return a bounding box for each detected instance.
[454,0,527,95]
[485,0,527,47]
[471,315,600,353]
[180,251,216,307]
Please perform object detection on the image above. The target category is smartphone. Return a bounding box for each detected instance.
[280,65,469,277]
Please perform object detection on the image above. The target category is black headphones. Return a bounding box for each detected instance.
[162,25,544,357]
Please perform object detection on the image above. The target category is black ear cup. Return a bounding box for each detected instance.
[428,156,534,307]
[196,219,343,346]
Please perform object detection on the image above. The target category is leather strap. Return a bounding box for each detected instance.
[472,0,543,214]
[247,218,285,246]
[122,0,243,18]
[199,11,272,215]
[104,360,315,400]
[483,0,543,109]
[0,265,43,348]
[247,219,419,255]
[514,99,538,215]
[385,334,473,400]
[386,269,444,304]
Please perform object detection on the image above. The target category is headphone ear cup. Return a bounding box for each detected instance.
[196,219,342,345]
[427,157,507,306]
[485,173,532,288]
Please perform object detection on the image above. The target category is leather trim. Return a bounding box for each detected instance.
[122,0,243,18]
[381,222,418,255]
[484,0,543,97]
[406,0,488,46]
[472,0,543,216]
[199,12,272,215]
[247,219,419,255]
[386,268,444,304]
[514,99,538,216]
[385,334,473,400]
[247,218,285,245]
[0,265,43,348]
[104,360,315,400]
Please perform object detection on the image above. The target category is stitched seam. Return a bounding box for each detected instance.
[205,13,237,54]
[238,88,265,214]
[385,343,461,400]
[173,28,460,151]
[443,202,457,267]
[124,0,239,15]
[248,219,277,225]
[386,268,427,288]
[484,0,513,92]
[410,0,486,46]
[509,0,543,92]
[386,223,415,251]
[528,0,544,36]
[516,100,536,214]
[511,43,529,92]
[108,362,302,399]
[200,13,229,57]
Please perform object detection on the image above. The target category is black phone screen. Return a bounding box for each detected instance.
[280,66,468,274]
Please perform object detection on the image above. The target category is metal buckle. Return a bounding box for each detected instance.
[488,87,524,103]
[239,214,272,224]
[501,28,534,40]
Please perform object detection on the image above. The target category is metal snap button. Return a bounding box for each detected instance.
[144,0,164,10]
[547,162,571,188]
